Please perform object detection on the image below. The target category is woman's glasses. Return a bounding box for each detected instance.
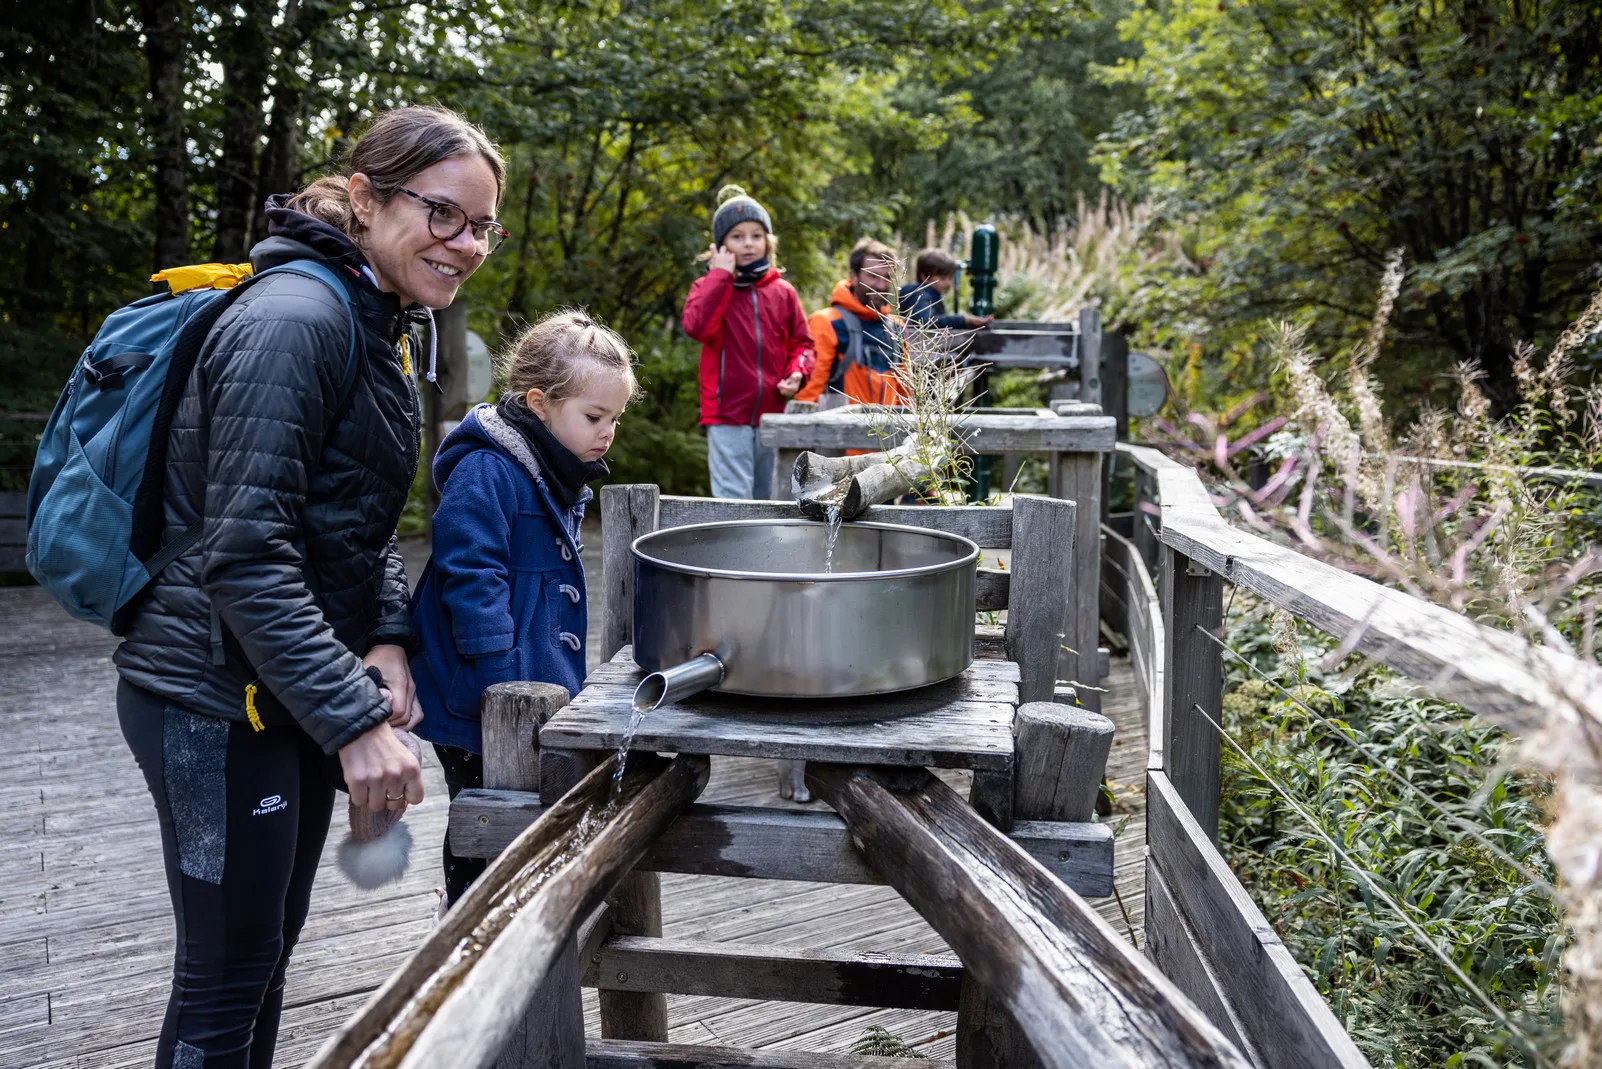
[398,188,509,254]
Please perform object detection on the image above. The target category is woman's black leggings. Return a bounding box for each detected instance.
[118,680,334,1069]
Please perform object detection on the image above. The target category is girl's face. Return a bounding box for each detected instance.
[722,220,768,267]
[527,369,633,463]
[350,155,500,310]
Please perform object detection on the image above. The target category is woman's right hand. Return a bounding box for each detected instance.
[709,244,736,275]
[340,721,424,813]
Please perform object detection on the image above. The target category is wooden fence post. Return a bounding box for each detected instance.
[1013,702,1115,823]
[1005,495,1077,706]
[481,683,585,1069]
[1158,545,1224,841]
[601,484,660,662]
[1046,452,1103,710]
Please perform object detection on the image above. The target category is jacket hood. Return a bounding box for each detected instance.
[830,279,885,321]
[254,194,370,273]
[252,194,420,343]
[433,405,593,510]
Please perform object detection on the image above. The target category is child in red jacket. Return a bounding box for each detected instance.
[682,185,814,499]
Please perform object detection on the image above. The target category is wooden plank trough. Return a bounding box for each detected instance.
[311,486,1255,1069]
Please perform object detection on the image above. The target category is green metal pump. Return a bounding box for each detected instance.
[966,223,999,317]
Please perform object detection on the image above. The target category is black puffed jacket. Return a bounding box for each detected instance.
[114,200,424,754]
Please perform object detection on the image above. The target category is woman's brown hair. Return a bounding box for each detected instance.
[287,106,506,242]
[501,309,641,405]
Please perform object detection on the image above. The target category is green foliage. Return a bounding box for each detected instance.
[850,1024,928,1059]
[1099,0,1602,409]
[1219,603,1564,1067]
[604,331,708,496]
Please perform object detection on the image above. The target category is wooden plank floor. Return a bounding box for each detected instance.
[0,529,1147,1067]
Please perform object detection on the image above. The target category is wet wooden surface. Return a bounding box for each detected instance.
[0,528,1147,1067]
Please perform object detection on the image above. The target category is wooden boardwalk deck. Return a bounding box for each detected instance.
[0,533,1146,1067]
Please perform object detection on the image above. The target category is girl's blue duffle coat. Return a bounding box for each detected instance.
[410,403,589,754]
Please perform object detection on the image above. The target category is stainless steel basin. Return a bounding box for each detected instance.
[631,519,977,707]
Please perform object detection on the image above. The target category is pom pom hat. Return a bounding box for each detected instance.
[712,184,772,248]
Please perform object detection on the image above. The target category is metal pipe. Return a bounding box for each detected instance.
[633,652,725,713]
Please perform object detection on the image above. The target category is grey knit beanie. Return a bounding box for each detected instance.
[712,184,772,247]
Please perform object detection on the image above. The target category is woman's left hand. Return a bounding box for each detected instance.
[363,644,418,727]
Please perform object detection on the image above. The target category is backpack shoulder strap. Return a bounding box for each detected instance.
[150,260,365,576]
[830,304,865,374]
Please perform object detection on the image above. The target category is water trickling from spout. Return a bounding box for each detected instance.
[612,705,649,796]
[823,504,843,574]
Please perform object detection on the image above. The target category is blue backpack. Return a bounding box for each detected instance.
[26,259,362,633]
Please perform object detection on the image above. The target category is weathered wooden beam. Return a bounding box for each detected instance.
[1005,494,1077,705]
[584,935,963,1010]
[449,793,1115,897]
[1119,443,1602,734]
[1049,449,1105,711]
[1146,772,1370,1068]
[1102,523,1165,772]
[974,568,1008,612]
[586,1040,954,1069]
[804,764,1251,1069]
[759,411,1115,453]
[656,495,1014,548]
[600,484,660,662]
[308,752,710,1069]
[1013,702,1114,823]
[483,682,570,795]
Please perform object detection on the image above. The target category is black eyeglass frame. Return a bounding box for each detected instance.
[397,187,509,253]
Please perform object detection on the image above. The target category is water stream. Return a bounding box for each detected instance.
[822,504,843,574]
[611,705,650,796]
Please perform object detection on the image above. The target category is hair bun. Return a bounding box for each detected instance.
[715,184,748,207]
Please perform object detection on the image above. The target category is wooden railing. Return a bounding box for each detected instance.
[1110,443,1602,1069]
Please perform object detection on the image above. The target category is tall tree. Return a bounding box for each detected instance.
[142,0,189,270]
[210,0,272,260]
[1101,0,1602,406]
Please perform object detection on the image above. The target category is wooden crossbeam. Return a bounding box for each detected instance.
[586,1039,953,1068]
[449,792,1115,896]
[583,935,964,1010]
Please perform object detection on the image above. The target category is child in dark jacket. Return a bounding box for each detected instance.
[410,310,637,904]
[897,248,993,331]
[682,184,814,500]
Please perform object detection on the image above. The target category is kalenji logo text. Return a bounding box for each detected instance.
[253,794,287,816]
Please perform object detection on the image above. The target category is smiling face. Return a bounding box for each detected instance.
[851,254,895,311]
[527,367,635,463]
[350,155,500,309]
[722,220,769,267]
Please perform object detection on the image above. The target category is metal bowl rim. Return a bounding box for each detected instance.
[631,518,980,582]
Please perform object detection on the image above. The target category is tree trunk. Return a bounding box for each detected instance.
[142,0,189,272]
[250,0,307,243]
[210,0,272,262]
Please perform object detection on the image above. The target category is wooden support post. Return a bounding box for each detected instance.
[805,763,1250,1069]
[1133,464,1158,577]
[482,682,570,794]
[541,748,602,802]
[1047,450,1105,710]
[1077,306,1102,408]
[1159,545,1224,841]
[956,974,1044,1069]
[1005,495,1077,706]
[599,872,669,1041]
[480,682,578,1069]
[601,484,661,662]
[1013,702,1115,822]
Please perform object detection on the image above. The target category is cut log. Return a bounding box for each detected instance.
[306,751,710,1069]
[804,763,1251,1069]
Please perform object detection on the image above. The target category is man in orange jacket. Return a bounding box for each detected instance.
[796,238,905,408]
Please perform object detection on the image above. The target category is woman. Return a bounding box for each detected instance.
[112,106,506,1068]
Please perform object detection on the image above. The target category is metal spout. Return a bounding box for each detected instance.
[633,652,725,713]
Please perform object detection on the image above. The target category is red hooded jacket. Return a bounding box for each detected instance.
[682,267,814,426]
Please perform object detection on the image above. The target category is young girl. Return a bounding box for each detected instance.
[410,310,637,904]
[682,184,814,499]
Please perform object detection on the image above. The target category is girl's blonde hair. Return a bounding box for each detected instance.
[501,309,640,404]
